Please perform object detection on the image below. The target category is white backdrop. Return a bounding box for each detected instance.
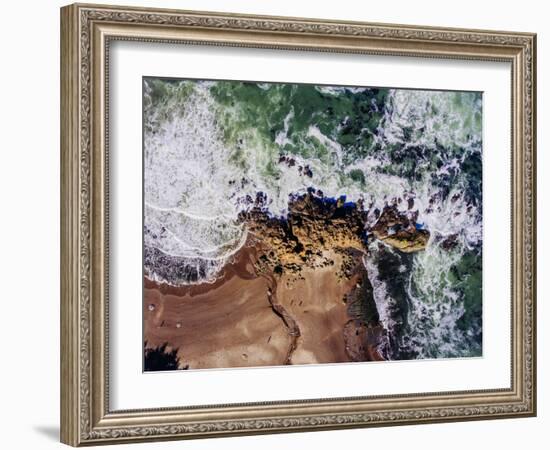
[0,0,546,449]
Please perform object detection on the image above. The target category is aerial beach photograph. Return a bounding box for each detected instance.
[142,77,483,371]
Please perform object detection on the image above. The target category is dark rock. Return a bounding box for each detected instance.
[369,205,429,252]
[440,233,459,251]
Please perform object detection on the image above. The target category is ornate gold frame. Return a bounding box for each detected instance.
[60,3,536,446]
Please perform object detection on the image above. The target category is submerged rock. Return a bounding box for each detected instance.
[370,205,429,253]
[440,233,459,251]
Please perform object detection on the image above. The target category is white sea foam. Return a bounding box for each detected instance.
[315,86,370,95]
[404,244,471,358]
[376,89,482,151]
[275,108,294,147]
[144,81,247,284]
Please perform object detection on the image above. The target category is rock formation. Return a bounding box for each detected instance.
[370,205,429,253]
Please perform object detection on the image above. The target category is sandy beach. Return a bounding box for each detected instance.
[144,244,384,370]
[144,246,291,369]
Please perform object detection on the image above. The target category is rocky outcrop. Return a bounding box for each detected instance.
[239,190,369,279]
[240,193,431,284]
[370,205,430,252]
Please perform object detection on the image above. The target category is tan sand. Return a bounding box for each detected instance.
[275,252,356,365]
[144,246,383,370]
[144,246,291,369]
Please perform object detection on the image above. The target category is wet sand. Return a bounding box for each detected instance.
[144,246,291,369]
[276,254,356,365]
[144,245,382,370]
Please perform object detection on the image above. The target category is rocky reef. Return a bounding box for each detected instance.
[370,204,430,253]
[239,190,367,278]
[240,189,429,277]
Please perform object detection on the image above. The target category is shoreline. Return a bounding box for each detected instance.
[144,244,385,370]
[143,192,434,370]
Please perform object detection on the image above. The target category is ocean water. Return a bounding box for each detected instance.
[143,78,483,360]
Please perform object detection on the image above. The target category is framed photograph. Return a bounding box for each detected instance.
[60,3,537,446]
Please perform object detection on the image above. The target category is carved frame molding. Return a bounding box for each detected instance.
[60,3,536,446]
